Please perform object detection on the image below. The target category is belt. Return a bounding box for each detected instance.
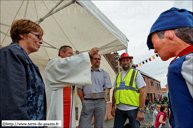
[84,98,105,100]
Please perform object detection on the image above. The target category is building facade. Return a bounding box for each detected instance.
[161,84,169,98]
[141,72,161,103]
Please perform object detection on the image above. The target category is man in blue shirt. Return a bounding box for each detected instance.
[146,7,193,127]
[77,54,112,128]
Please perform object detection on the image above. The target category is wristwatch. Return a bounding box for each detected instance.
[112,105,115,108]
[138,108,144,113]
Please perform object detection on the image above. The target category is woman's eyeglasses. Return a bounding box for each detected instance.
[29,32,43,41]
[93,58,101,60]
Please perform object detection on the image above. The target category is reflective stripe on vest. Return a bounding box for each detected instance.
[114,69,139,107]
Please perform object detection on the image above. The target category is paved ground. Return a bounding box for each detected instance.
[91,111,154,128]
[91,119,114,128]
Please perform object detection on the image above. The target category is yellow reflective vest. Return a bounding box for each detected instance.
[114,69,139,107]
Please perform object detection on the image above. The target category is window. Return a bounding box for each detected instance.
[155,83,160,90]
[151,79,154,88]
[143,76,145,81]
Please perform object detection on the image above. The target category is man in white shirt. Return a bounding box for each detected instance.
[111,53,146,128]
[44,45,99,128]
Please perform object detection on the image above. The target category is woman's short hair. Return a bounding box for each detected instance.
[10,19,44,43]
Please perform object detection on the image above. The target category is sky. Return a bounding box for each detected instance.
[92,1,192,88]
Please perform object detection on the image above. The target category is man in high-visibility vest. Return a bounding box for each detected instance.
[111,53,146,128]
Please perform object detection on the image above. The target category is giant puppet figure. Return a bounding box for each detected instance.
[147,7,193,127]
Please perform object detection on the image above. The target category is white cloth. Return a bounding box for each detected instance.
[181,53,193,98]
[113,70,146,111]
[44,53,91,128]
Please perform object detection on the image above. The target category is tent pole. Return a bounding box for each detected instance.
[0,30,57,49]
[118,61,120,73]
[0,31,10,37]
[48,0,76,16]
[36,0,64,24]
[24,0,29,19]
[0,23,11,27]
[36,0,76,24]
[125,38,129,54]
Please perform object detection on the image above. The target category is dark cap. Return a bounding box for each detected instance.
[147,7,193,49]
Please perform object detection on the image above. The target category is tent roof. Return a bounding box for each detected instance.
[1,0,128,66]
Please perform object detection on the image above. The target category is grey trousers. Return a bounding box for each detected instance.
[78,99,106,128]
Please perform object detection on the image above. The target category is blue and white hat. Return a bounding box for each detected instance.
[147,7,193,49]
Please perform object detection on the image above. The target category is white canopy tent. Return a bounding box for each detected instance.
[0,0,128,68]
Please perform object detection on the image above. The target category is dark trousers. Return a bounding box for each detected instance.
[113,108,140,128]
